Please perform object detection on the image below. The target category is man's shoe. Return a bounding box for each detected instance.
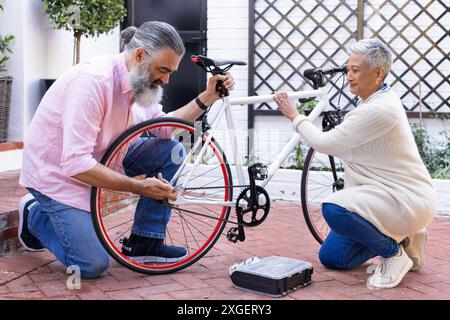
[402,228,427,271]
[367,245,413,289]
[120,235,187,263]
[18,194,45,252]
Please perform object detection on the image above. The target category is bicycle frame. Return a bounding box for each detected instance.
[170,87,331,207]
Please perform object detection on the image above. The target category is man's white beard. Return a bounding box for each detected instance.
[129,62,164,107]
[135,84,163,107]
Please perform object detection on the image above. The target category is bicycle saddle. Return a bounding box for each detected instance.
[191,55,247,68]
[192,55,247,97]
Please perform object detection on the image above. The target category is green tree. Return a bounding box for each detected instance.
[43,0,127,64]
[0,2,15,73]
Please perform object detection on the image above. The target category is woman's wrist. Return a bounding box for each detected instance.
[292,114,308,131]
[288,110,301,121]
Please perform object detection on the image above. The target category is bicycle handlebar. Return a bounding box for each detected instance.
[303,65,347,89]
[303,65,347,78]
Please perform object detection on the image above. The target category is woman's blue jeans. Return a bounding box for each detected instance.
[319,203,399,270]
[27,137,184,278]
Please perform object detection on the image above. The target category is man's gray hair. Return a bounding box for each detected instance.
[120,21,185,58]
[349,38,392,78]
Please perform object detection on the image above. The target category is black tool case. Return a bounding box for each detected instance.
[229,256,313,297]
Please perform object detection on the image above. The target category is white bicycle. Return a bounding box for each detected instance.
[91,55,348,274]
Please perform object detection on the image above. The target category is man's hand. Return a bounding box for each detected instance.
[139,173,177,201]
[198,73,235,107]
[207,73,235,99]
[274,92,300,121]
[73,164,177,202]
[172,73,235,122]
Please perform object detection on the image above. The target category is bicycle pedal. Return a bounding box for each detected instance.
[227,227,239,243]
[249,163,268,180]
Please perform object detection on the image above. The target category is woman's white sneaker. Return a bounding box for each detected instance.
[367,246,413,289]
[403,229,427,271]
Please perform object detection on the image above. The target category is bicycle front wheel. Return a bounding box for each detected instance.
[301,147,345,244]
[91,117,233,274]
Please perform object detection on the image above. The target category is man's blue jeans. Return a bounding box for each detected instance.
[122,137,185,239]
[319,203,399,270]
[27,137,184,278]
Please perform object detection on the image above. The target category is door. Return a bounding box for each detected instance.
[123,0,207,113]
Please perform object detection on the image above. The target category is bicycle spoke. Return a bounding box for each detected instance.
[180,164,223,184]
[308,184,334,203]
[178,213,193,255]
[100,198,140,216]
[173,207,210,245]
[100,193,139,205]
[168,205,237,225]
[306,184,334,192]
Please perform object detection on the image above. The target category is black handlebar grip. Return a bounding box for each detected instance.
[216,80,229,97]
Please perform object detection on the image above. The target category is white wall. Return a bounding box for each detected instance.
[207,0,249,163]
[0,0,120,142]
[22,0,49,133]
[44,24,120,80]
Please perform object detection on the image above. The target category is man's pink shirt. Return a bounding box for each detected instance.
[19,53,165,211]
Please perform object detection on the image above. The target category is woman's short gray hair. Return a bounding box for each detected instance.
[120,21,185,58]
[349,38,392,78]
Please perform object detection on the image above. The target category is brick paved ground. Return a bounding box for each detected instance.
[1,169,450,300]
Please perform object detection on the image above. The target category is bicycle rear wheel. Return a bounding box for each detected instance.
[301,147,345,244]
[91,117,233,274]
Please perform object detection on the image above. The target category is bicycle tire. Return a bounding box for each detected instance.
[301,147,345,244]
[91,117,233,274]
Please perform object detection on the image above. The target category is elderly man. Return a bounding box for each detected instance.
[18,21,234,278]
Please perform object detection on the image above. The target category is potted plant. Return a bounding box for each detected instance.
[0,2,15,143]
[43,0,127,65]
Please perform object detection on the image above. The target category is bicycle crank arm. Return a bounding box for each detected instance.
[227,206,246,243]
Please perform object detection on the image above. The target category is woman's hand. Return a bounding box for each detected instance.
[274,92,300,121]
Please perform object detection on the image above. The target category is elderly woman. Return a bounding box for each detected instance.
[274,38,436,289]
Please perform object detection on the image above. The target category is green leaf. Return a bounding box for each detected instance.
[0,31,15,72]
[42,0,126,63]
[42,0,126,36]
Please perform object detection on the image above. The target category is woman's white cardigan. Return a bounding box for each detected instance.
[293,86,436,242]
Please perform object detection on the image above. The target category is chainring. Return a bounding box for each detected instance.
[235,186,270,227]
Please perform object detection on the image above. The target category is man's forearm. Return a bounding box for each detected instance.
[172,92,216,122]
[72,163,142,194]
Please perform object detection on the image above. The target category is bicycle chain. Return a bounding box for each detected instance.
[183,185,249,191]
